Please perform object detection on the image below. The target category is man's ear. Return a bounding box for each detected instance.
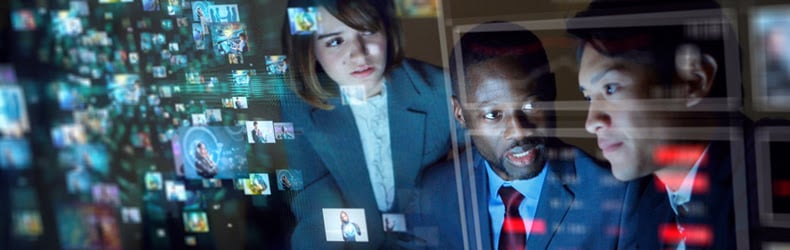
[452,97,467,128]
[675,44,718,107]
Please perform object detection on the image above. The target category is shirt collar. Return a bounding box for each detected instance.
[485,160,548,201]
[665,144,710,213]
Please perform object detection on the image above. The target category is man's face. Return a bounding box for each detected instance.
[456,57,550,181]
[578,44,681,181]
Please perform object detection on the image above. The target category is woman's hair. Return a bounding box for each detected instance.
[282,0,404,109]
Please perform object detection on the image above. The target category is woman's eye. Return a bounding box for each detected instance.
[326,38,343,47]
[483,111,502,120]
[604,83,620,95]
[360,31,375,36]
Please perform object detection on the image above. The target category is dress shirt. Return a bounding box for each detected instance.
[487,160,548,248]
[349,84,395,211]
[664,145,710,250]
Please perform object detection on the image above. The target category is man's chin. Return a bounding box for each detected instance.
[500,161,545,180]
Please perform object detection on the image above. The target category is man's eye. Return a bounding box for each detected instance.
[604,83,620,95]
[326,38,343,47]
[483,111,502,120]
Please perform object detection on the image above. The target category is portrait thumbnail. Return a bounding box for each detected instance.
[211,23,247,56]
[11,9,39,31]
[171,55,188,68]
[192,113,208,126]
[395,0,438,17]
[92,183,120,205]
[145,172,163,190]
[322,208,368,242]
[60,144,109,194]
[56,205,121,250]
[56,82,86,111]
[176,126,248,179]
[232,70,251,85]
[202,178,223,188]
[153,66,167,78]
[382,213,407,232]
[51,124,86,148]
[288,7,319,35]
[183,211,210,233]
[274,122,295,140]
[12,210,43,237]
[121,207,141,223]
[246,120,275,144]
[206,109,222,123]
[159,85,173,98]
[752,6,790,110]
[0,138,32,169]
[276,169,303,191]
[232,96,248,109]
[265,55,288,75]
[50,10,82,37]
[166,0,183,15]
[192,1,210,21]
[109,74,144,105]
[207,4,239,23]
[165,180,187,201]
[0,85,29,136]
[244,173,271,195]
[73,108,110,135]
[233,178,246,190]
[192,23,208,50]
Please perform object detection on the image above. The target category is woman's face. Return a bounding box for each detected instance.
[313,7,388,96]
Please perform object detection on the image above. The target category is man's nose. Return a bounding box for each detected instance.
[504,111,535,141]
[585,98,611,134]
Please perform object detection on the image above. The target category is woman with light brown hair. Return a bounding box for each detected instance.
[280,0,457,248]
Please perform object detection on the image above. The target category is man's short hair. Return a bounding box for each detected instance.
[566,0,732,99]
[449,22,555,103]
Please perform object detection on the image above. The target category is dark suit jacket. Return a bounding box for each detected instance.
[414,145,630,249]
[625,141,736,250]
[280,59,456,249]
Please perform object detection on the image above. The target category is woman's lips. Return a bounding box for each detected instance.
[351,66,374,78]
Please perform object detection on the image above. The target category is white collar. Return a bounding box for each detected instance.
[665,145,710,214]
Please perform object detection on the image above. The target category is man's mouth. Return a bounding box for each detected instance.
[597,138,623,155]
[505,145,541,166]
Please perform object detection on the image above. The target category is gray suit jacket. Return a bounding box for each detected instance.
[281,59,456,249]
[414,145,631,249]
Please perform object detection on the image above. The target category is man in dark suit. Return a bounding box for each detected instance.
[567,0,744,248]
[414,22,630,249]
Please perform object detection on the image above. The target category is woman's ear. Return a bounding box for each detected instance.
[675,44,718,107]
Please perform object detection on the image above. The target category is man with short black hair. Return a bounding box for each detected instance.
[567,0,742,248]
[415,22,629,249]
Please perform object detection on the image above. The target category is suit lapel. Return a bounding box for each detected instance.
[527,158,576,249]
[388,67,428,210]
[308,101,378,211]
[634,176,672,248]
[469,151,493,250]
